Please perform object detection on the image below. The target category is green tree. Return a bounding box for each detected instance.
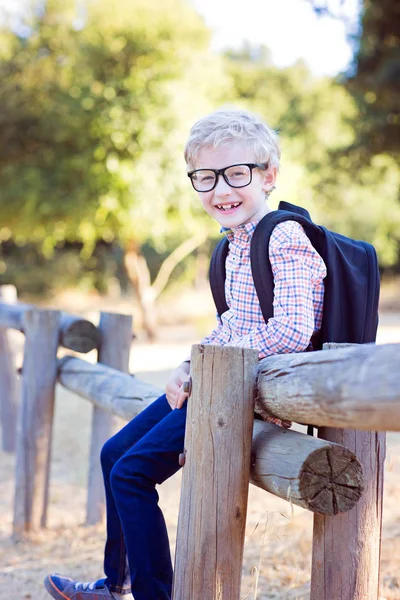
[307,0,400,160]
[345,0,400,160]
[225,45,400,267]
[0,0,228,336]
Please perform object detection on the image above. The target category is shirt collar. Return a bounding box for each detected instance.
[221,220,260,242]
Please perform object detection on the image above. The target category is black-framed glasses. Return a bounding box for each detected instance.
[187,162,268,193]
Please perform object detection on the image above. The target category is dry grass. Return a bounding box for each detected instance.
[1,297,400,599]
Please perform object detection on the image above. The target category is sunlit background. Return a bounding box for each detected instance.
[0,0,398,338]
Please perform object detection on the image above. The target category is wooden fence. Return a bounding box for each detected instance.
[0,284,399,600]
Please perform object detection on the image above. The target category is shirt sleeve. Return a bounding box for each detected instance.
[225,221,326,358]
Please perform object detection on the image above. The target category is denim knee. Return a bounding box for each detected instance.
[100,436,121,478]
[109,452,155,499]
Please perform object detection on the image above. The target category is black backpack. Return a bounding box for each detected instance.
[209,201,380,350]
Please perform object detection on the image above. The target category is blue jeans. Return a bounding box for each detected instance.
[100,394,187,600]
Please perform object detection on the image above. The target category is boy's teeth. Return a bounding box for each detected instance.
[217,203,240,210]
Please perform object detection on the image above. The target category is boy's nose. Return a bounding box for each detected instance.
[214,175,232,195]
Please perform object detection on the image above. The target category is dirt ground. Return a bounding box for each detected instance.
[1,311,400,600]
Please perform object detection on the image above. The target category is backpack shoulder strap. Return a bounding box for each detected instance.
[251,207,322,324]
[209,236,230,318]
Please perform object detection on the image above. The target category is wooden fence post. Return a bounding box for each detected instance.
[173,344,258,600]
[13,308,60,535]
[0,285,18,452]
[86,312,132,525]
[310,344,386,600]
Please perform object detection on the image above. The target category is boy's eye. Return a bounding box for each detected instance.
[196,171,215,183]
[226,166,248,179]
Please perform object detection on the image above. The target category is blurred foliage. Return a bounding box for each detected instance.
[0,0,226,258]
[0,0,399,301]
[308,0,400,160]
[0,236,200,298]
[345,0,400,160]
[0,239,127,296]
[225,46,400,267]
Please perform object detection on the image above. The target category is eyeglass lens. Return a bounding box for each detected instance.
[191,164,252,192]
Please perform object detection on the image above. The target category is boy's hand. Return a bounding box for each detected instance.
[165,361,190,410]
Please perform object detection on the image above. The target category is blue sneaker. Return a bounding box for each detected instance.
[44,574,120,599]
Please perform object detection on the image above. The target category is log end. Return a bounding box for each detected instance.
[299,445,364,515]
[62,320,101,353]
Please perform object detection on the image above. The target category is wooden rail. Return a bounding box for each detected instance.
[58,355,161,417]
[57,355,364,515]
[0,301,101,352]
[256,342,400,430]
[0,288,128,531]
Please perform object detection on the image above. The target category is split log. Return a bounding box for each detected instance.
[256,343,400,431]
[86,312,132,525]
[251,420,363,515]
[173,344,259,600]
[0,302,100,352]
[57,356,161,418]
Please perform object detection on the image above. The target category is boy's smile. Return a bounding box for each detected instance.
[194,143,276,229]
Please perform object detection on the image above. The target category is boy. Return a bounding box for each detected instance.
[44,109,326,600]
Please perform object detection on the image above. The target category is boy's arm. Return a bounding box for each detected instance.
[165,360,190,409]
[168,317,225,410]
[227,222,326,358]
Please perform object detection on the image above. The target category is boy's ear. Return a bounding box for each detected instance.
[262,166,277,192]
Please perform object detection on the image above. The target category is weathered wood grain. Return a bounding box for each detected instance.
[251,420,363,515]
[86,312,133,525]
[310,343,385,600]
[58,353,365,516]
[59,313,101,353]
[257,343,400,431]
[0,302,100,352]
[13,309,59,534]
[57,356,161,418]
[173,344,259,600]
[0,285,19,452]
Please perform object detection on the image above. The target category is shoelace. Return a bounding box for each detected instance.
[74,581,98,591]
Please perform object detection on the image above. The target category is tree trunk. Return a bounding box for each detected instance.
[124,234,207,341]
[194,242,210,290]
[124,240,157,341]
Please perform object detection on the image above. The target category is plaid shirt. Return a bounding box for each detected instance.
[200,219,326,426]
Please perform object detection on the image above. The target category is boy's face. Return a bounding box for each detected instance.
[193,142,276,229]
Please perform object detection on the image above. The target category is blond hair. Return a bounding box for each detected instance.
[184,108,281,171]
